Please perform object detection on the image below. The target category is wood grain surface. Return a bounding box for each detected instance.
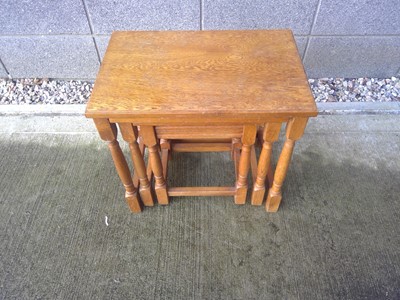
[85,30,317,123]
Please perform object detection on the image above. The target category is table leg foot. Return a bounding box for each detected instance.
[251,187,266,206]
[234,185,248,204]
[265,190,282,212]
[139,188,154,207]
[155,184,169,205]
[125,191,142,213]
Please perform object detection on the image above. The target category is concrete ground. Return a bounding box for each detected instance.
[0,114,400,299]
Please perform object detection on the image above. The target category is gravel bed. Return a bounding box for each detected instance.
[1,77,399,104]
[309,77,400,102]
[0,79,93,104]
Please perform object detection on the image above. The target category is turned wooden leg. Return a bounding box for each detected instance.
[140,126,169,205]
[93,119,141,213]
[119,123,154,207]
[231,137,241,160]
[266,160,274,188]
[250,145,257,184]
[266,117,308,212]
[235,125,257,204]
[231,138,241,178]
[251,123,281,205]
[160,139,170,178]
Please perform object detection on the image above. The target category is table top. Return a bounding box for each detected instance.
[85,30,317,124]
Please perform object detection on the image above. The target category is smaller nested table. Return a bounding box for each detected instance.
[85,30,317,213]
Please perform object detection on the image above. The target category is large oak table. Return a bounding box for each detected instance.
[85,30,318,213]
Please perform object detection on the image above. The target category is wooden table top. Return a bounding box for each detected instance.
[85,30,317,124]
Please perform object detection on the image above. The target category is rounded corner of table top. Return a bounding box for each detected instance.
[84,104,97,119]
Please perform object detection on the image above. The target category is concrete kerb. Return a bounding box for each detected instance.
[316,101,400,115]
[0,104,86,116]
[0,102,399,117]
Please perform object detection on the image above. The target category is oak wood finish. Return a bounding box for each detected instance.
[231,138,242,180]
[86,30,317,124]
[174,138,232,144]
[250,145,258,184]
[143,138,154,182]
[168,187,236,197]
[251,123,282,205]
[140,125,169,205]
[161,149,169,179]
[132,136,149,187]
[171,143,232,152]
[108,116,290,126]
[231,137,241,159]
[132,137,143,187]
[156,126,242,139]
[93,119,141,213]
[266,118,308,212]
[160,139,170,178]
[235,125,257,204]
[267,161,274,189]
[119,123,154,206]
[86,30,317,212]
[134,136,153,182]
[256,129,275,188]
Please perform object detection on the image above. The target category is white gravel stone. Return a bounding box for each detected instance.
[0,79,93,105]
[1,77,399,104]
[309,77,400,102]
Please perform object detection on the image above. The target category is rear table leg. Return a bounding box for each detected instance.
[160,139,170,179]
[251,123,281,205]
[140,126,169,205]
[235,125,257,204]
[119,123,154,206]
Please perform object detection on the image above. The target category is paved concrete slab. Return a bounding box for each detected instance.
[294,36,307,59]
[0,105,87,118]
[95,36,111,61]
[203,0,318,35]
[0,60,8,78]
[1,1,400,79]
[304,37,400,78]
[0,0,90,34]
[313,0,400,35]
[317,102,400,115]
[0,115,94,135]
[0,36,99,79]
[0,114,399,299]
[85,0,200,34]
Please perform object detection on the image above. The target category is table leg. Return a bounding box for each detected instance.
[93,119,142,213]
[251,123,281,205]
[266,117,308,212]
[232,138,241,179]
[119,123,154,207]
[235,125,257,204]
[266,160,274,188]
[140,126,169,205]
[231,137,241,161]
[160,139,170,178]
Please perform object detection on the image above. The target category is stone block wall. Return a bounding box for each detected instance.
[0,0,399,79]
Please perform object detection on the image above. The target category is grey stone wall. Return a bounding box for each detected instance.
[0,0,399,79]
